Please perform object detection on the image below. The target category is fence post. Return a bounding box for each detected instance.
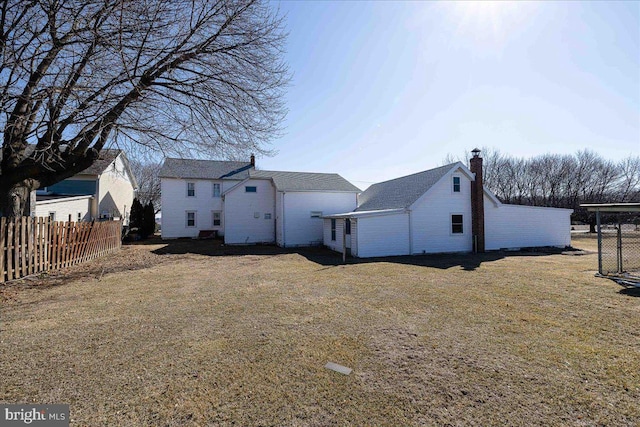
[0,217,5,283]
[617,217,623,274]
[596,210,602,275]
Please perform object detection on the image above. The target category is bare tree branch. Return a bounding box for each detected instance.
[0,0,289,217]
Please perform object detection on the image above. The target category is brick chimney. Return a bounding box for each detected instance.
[250,154,255,167]
[470,148,485,253]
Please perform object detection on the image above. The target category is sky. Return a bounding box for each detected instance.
[256,0,640,190]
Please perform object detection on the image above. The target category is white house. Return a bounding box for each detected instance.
[323,150,573,258]
[35,149,137,224]
[159,157,360,246]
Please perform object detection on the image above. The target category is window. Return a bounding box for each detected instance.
[264,213,272,220]
[212,211,221,227]
[451,214,464,234]
[453,176,461,193]
[48,212,56,221]
[77,212,82,222]
[254,212,260,218]
[345,218,351,235]
[186,211,196,227]
[310,211,322,218]
[331,219,336,241]
[187,182,195,197]
[245,186,257,193]
[213,183,221,198]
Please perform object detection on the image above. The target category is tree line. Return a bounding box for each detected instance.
[445,148,640,225]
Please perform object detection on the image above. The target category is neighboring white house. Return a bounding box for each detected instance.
[323,151,573,258]
[35,149,137,224]
[159,157,360,246]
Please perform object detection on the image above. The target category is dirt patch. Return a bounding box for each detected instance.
[0,239,168,304]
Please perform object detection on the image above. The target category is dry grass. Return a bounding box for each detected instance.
[1,235,638,426]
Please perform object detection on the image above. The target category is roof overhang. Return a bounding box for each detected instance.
[36,194,95,205]
[277,189,360,193]
[581,203,640,213]
[322,208,406,219]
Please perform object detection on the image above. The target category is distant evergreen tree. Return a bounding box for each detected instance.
[142,202,156,238]
[129,198,144,232]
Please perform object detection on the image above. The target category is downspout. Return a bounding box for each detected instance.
[342,218,347,263]
[596,209,602,274]
[408,209,413,255]
[222,193,226,242]
[95,175,100,220]
[282,192,286,247]
[274,190,278,246]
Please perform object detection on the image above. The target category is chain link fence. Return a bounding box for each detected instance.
[598,222,640,279]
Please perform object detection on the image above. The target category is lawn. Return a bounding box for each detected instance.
[1,235,638,426]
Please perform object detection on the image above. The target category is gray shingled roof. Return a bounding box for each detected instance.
[250,170,360,192]
[356,163,460,211]
[80,149,121,175]
[0,146,124,175]
[159,158,252,180]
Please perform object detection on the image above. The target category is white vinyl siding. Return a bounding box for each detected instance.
[321,165,571,258]
[278,192,357,247]
[161,178,231,238]
[323,218,344,253]
[357,213,410,258]
[224,179,275,244]
[35,195,94,223]
[410,167,473,254]
[484,195,572,250]
[97,154,136,225]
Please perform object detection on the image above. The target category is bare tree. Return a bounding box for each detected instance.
[0,0,288,217]
[614,156,640,202]
[130,160,161,213]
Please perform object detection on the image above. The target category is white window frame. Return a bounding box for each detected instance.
[186,211,197,228]
[187,182,196,197]
[264,213,272,220]
[452,176,461,193]
[212,183,221,198]
[451,213,464,235]
[48,212,56,221]
[212,211,221,227]
[77,212,82,222]
[331,219,336,241]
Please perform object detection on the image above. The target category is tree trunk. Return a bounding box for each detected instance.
[0,182,35,218]
[589,215,597,234]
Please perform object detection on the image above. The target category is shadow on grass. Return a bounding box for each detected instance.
[619,287,640,297]
[148,237,569,271]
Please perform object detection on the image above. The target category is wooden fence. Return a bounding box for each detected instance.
[0,217,122,283]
